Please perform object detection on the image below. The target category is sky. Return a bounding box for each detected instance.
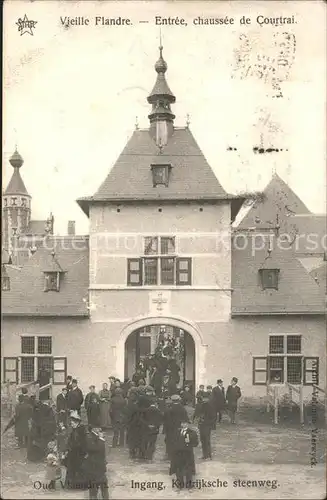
[3,0,326,235]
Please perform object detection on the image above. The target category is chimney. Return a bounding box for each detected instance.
[67,220,75,236]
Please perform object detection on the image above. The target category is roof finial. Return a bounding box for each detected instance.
[135,116,139,130]
[186,114,190,128]
[159,28,163,56]
[154,29,167,74]
[14,127,18,151]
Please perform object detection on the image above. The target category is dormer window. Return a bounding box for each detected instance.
[151,164,172,187]
[43,251,65,292]
[44,272,60,292]
[259,269,280,290]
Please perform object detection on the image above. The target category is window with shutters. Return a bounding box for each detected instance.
[3,358,19,384]
[127,259,143,286]
[252,357,268,385]
[252,334,319,386]
[19,335,67,385]
[127,236,192,286]
[303,358,319,385]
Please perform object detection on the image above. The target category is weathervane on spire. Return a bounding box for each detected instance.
[135,116,139,130]
[186,114,191,128]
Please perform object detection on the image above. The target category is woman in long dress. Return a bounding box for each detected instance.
[99,382,111,429]
[63,411,88,490]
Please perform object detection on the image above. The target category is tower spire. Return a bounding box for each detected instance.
[3,147,31,252]
[147,38,176,145]
[6,148,29,194]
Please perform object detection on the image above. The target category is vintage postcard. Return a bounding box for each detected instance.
[1,0,326,498]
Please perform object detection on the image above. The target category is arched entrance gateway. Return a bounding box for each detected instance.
[116,317,205,396]
[125,325,195,394]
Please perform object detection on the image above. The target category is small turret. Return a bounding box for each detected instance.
[147,44,176,145]
[3,148,31,251]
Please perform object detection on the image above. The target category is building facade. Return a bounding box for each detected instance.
[2,47,326,405]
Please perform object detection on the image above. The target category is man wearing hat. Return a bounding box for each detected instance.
[226,377,242,424]
[110,387,126,448]
[163,394,189,460]
[85,386,101,428]
[193,393,216,459]
[138,398,163,461]
[125,387,140,458]
[67,379,84,416]
[63,411,88,490]
[212,379,226,425]
[56,387,69,426]
[66,375,73,393]
[169,419,198,490]
[84,427,109,499]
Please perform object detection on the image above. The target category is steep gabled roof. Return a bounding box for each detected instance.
[234,174,310,230]
[77,128,231,214]
[232,242,326,315]
[2,237,89,317]
[291,214,326,255]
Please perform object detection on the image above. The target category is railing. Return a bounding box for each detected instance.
[1,381,16,416]
[266,384,279,424]
[285,382,304,424]
[1,379,53,416]
[37,380,53,401]
[312,384,326,398]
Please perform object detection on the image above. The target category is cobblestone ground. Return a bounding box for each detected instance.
[1,417,326,499]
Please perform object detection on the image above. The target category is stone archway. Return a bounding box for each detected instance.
[116,315,206,391]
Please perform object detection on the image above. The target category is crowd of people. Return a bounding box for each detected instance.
[3,373,242,497]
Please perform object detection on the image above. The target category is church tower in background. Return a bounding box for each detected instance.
[2,149,31,254]
[2,148,55,264]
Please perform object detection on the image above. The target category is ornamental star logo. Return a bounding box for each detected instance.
[16,14,38,36]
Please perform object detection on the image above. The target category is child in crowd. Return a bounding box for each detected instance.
[206,385,213,398]
[45,441,61,490]
[195,385,205,404]
[57,422,69,460]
